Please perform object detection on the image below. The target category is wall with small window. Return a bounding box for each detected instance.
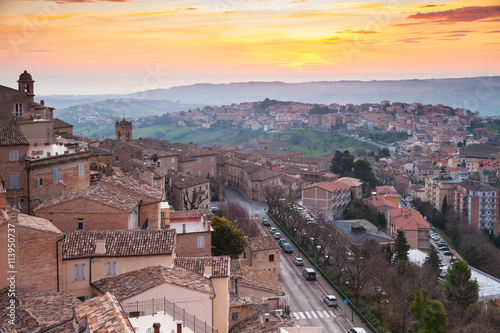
[174,231,212,257]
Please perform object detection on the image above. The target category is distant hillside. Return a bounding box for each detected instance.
[42,77,500,115]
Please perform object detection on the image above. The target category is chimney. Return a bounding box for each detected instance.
[95,234,106,255]
[182,223,186,234]
[40,100,44,106]
[153,323,161,333]
[176,321,183,333]
[0,184,6,210]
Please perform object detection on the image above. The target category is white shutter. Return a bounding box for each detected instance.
[9,174,19,189]
[197,235,204,248]
[9,150,19,161]
[78,163,85,177]
[53,168,61,182]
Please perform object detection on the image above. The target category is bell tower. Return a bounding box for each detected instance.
[116,118,132,142]
[17,70,35,102]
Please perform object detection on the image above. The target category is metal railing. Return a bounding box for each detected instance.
[122,297,219,333]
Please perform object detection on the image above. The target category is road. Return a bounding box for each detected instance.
[223,188,361,333]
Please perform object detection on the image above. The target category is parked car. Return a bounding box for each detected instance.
[348,328,367,333]
[283,243,293,253]
[437,241,446,247]
[294,257,304,266]
[262,218,270,226]
[278,239,287,247]
[274,232,281,240]
[269,227,277,234]
[323,295,338,307]
[444,251,454,256]
[302,268,316,281]
[439,246,449,251]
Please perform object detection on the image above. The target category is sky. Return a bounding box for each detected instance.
[0,0,499,95]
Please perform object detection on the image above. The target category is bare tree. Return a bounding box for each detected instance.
[217,201,260,238]
[183,188,208,210]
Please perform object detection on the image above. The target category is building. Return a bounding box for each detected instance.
[454,180,499,232]
[387,208,431,250]
[337,177,363,199]
[116,118,132,142]
[331,219,394,248]
[168,210,213,257]
[166,169,211,212]
[61,229,176,300]
[425,173,462,210]
[240,236,281,280]
[301,181,351,220]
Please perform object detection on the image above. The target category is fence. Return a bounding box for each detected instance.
[122,297,219,333]
[268,213,379,333]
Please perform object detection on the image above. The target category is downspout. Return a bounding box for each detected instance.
[56,234,65,292]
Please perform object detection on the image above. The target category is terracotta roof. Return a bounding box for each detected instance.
[34,183,141,212]
[230,259,242,279]
[174,256,230,277]
[74,292,134,333]
[166,169,210,188]
[388,208,430,231]
[91,266,214,301]
[248,168,280,181]
[239,266,284,295]
[337,177,363,187]
[0,125,29,146]
[365,196,398,209]
[0,287,81,333]
[52,118,74,129]
[101,174,163,202]
[62,229,176,259]
[458,180,499,192]
[304,180,351,193]
[376,186,398,195]
[1,208,63,235]
[248,236,280,252]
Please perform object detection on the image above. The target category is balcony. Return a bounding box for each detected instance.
[26,138,89,160]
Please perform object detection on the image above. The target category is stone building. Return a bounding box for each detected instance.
[115,118,132,142]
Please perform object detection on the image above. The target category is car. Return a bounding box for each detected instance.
[283,243,293,253]
[302,268,316,281]
[294,257,304,266]
[348,328,367,333]
[437,241,446,247]
[323,295,338,307]
[278,239,287,247]
[274,232,281,240]
[269,227,277,234]
[439,246,449,251]
[443,251,454,256]
[262,218,270,226]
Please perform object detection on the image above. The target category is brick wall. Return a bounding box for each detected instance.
[0,145,29,213]
[176,231,212,257]
[34,198,131,232]
[138,202,160,229]
[251,249,280,280]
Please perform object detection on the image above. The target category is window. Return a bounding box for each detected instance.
[188,162,191,167]
[197,235,204,248]
[231,312,239,321]
[115,155,119,161]
[53,168,61,182]
[107,262,116,276]
[77,218,83,230]
[198,158,201,164]
[269,254,275,262]
[37,178,43,186]
[78,163,85,177]
[211,157,214,162]
[9,150,19,161]
[198,170,201,177]
[130,153,134,158]
[15,103,23,117]
[9,174,19,189]
[75,263,85,280]
[211,168,214,177]
[171,157,175,163]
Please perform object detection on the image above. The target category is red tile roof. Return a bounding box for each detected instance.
[388,208,430,231]
[0,126,29,146]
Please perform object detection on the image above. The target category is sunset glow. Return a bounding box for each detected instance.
[1,0,499,94]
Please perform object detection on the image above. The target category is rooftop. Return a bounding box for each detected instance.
[239,265,284,295]
[174,256,231,278]
[92,265,214,301]
[166,169,210,188]
[101,174,164,202]
[0,125,29,146]
[26,137,89,161]
[248,236,281,252]
[332,219,394,245]
[0,208,63,235]
[387,208,430,231]
[337,177,363,187]
[74,292,135,333]
[62,229,176,260]
[304,180,351,193]
[458,180,499,192]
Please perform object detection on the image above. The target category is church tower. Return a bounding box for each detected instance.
[17,70,35,102]
[116,118,132,142]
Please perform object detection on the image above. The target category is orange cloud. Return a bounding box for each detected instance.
[336,30,379,34]
[408,6,500,23]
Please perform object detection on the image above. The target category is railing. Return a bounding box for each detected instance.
[122,297,219,333]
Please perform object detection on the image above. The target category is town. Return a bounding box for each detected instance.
[1,71,500,333]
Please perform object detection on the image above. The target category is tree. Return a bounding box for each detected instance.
[424,244,442,275]
[210,216,248,259]
[353,159,376,184]
[443,260,479,312]
[409,287,448,333]
[394,230,411,263]
[441,196,449,215]
[340,155,354,176]
[345,199,367,219]
[182,188,208,210]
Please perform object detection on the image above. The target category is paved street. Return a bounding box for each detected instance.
[223,187,364,333]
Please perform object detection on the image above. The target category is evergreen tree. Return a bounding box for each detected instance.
[424,244,442,274]
[211,216,248,259]
[394,230,411,263]
[409,287,449,333]
[443,260,479,312]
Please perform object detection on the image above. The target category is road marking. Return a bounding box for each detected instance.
[323,311,330,318]
[317,311,324,318]
[329,311,335,317]
[293,313,299,319]
[299,312,306,319]
[311,311,318,318]
[305,311,312,319]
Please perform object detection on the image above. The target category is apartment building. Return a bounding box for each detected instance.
[302,180,352,220]
[425,173,462,210]
[387,208,431,250]
[165,169,211,212]
[454,180,499,232]
[337,177,363,199]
